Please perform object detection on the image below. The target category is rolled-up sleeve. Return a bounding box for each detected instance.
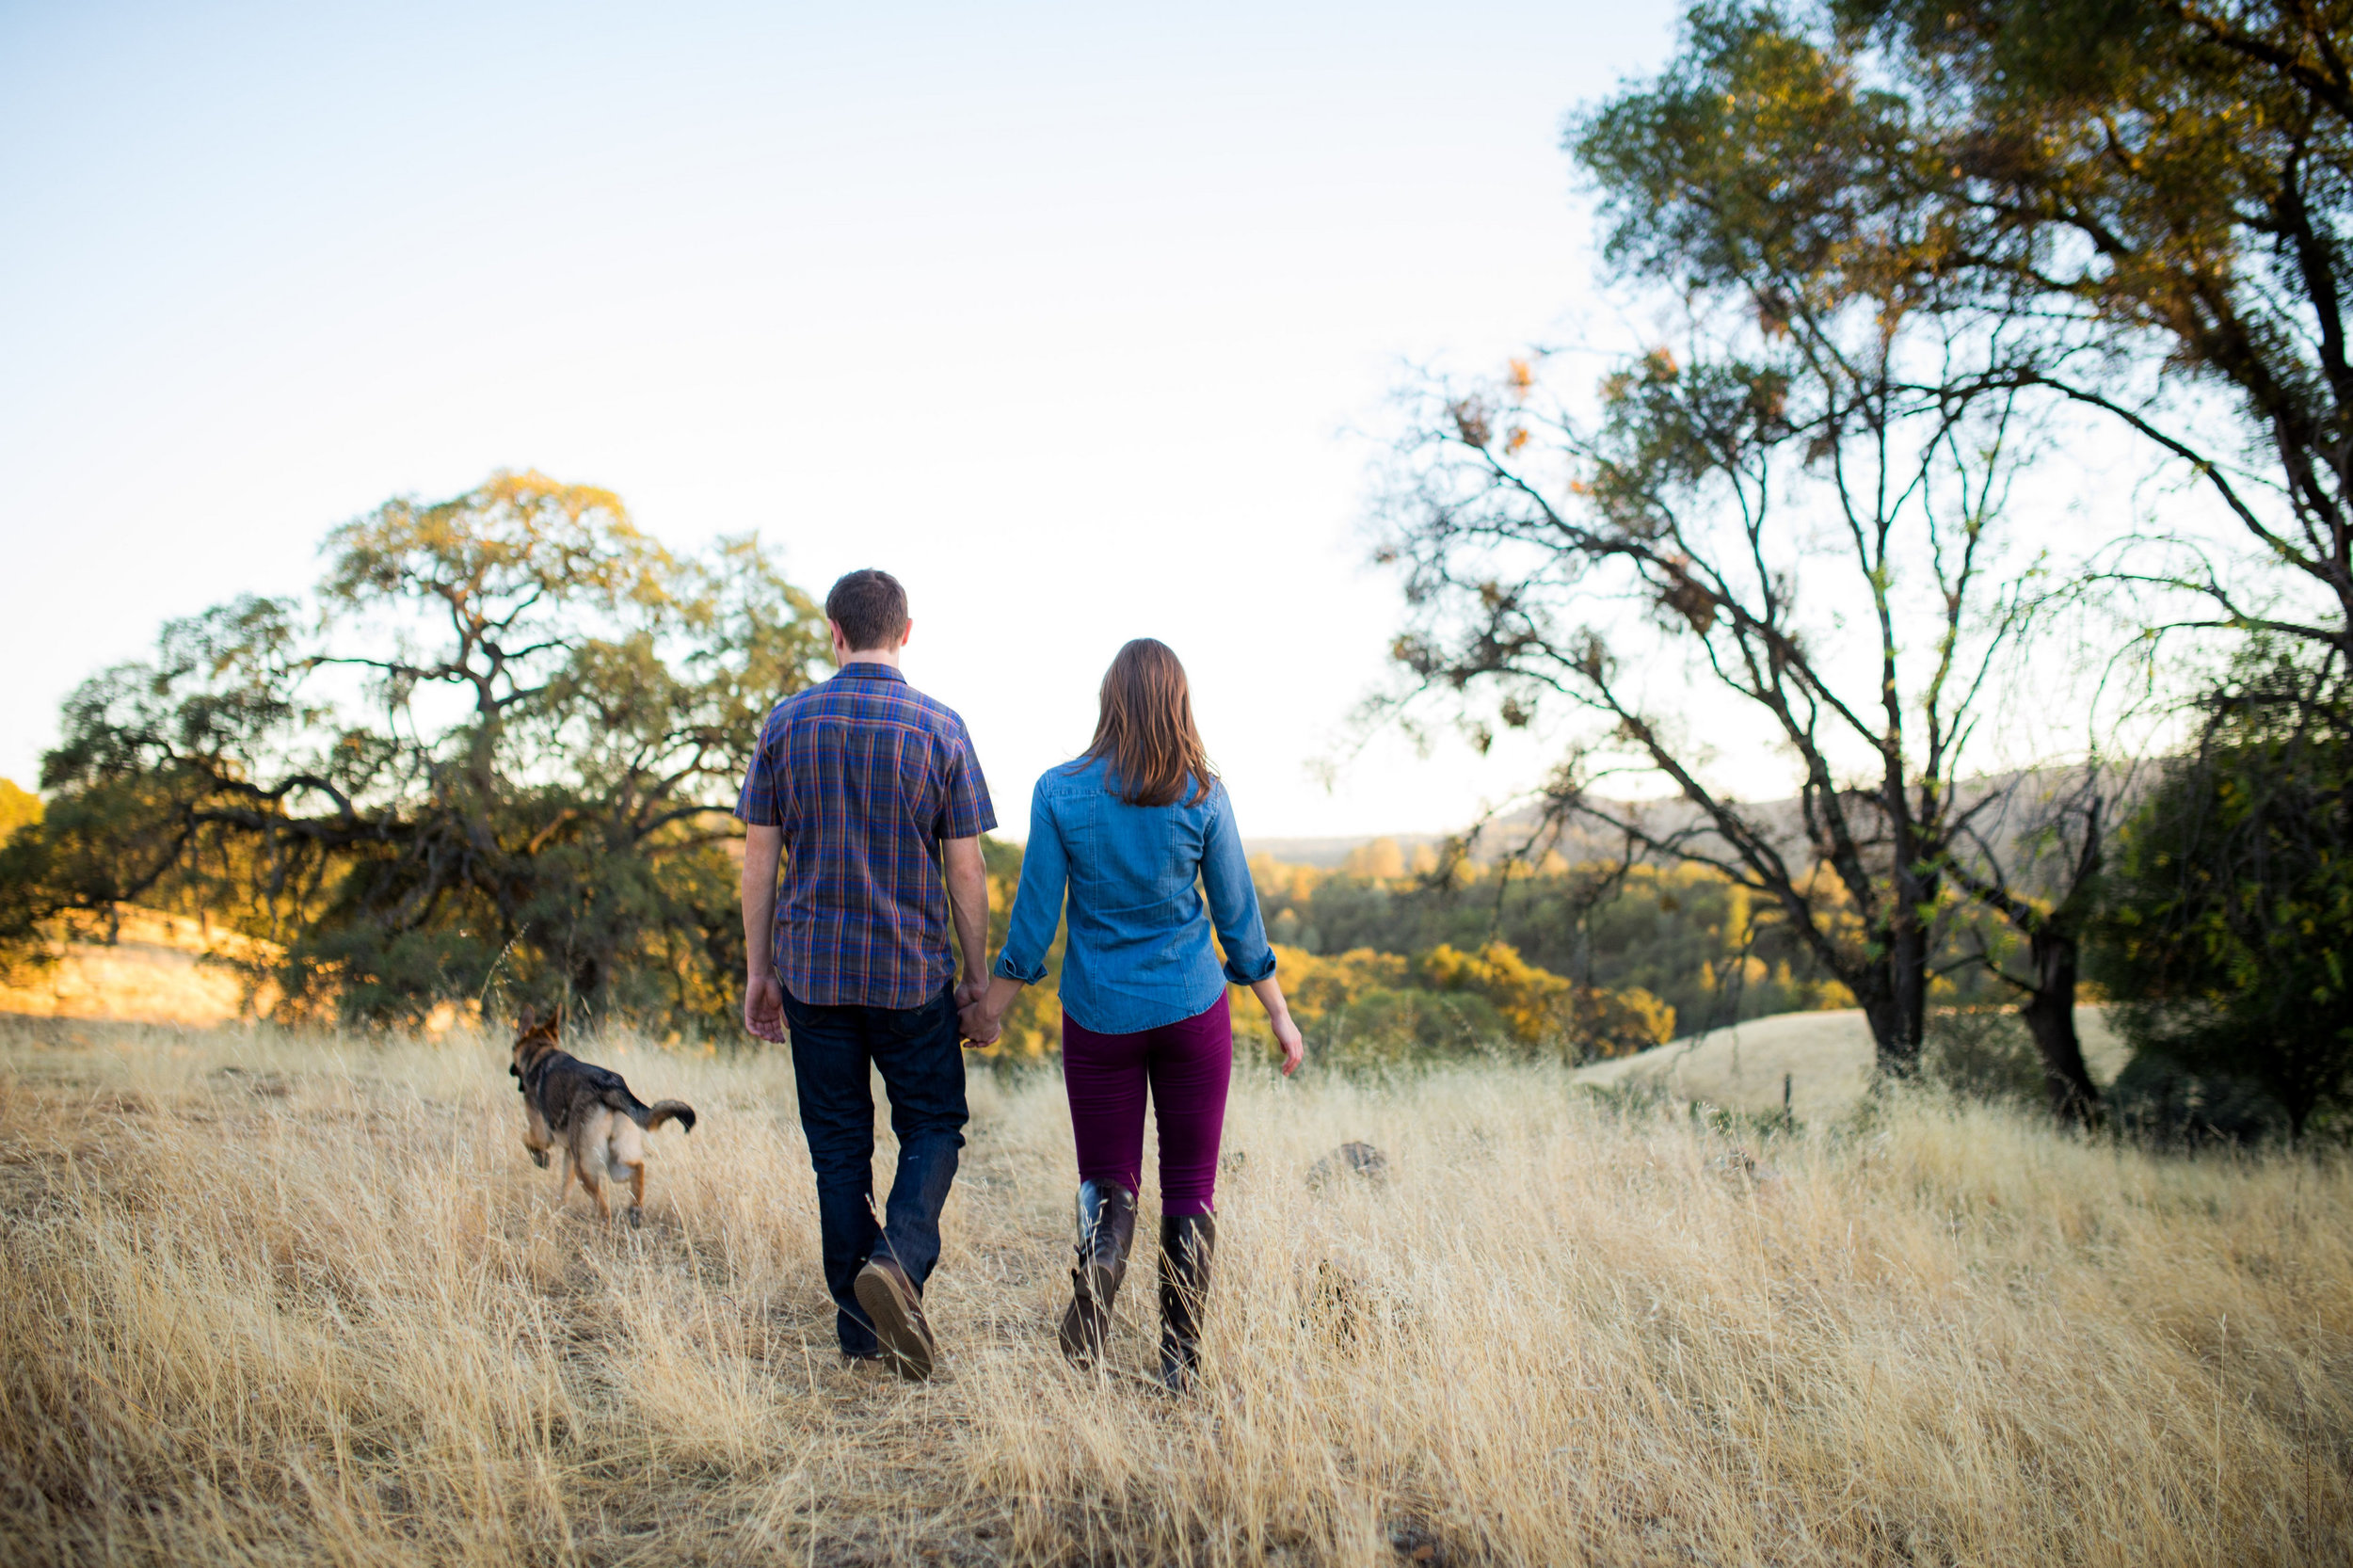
[1201,788,1275,986]
[994,780,1066,984]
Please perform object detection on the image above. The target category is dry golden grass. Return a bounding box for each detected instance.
[1,1017,2346,1567]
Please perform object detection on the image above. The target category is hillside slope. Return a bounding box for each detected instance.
[0,907,278,1025]
[1573,1007,2129,1118]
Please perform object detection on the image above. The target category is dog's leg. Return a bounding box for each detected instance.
[627,1162,647,1227]
[558,1160,575,1206]
[578,1159,609,1221]
[562,1122,595,1215]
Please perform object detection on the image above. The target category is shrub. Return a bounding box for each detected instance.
[1922,1010,2046,1107]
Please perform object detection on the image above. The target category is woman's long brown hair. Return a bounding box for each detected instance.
[1078,638,1217,808]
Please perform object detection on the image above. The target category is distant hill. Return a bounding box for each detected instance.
[0,906,279,1026]
[1241,834,1449,869]
[1247,764,2131,872]
[1572,1007,2128,1119]
[1482,763,2130,866]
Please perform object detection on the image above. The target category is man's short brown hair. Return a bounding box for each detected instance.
[824,568,909,652]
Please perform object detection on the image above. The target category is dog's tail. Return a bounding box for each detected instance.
[631,1097,697,1134]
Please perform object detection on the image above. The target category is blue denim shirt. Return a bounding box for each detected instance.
[995,755,1277,1034]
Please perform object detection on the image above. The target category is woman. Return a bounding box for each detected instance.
[962,638,1305,1390]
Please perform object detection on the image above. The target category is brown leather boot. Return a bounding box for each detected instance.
[1057,1179,1138,1367]
[1157,1211,1216,1392]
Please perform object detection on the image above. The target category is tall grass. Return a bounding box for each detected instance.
[1,1016,2346,1566]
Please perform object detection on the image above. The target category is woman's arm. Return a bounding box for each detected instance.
[1199,791,1275,986]
[966,781,1066,1046]
[1202,791,1302,1074]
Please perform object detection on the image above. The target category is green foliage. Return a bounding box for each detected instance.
[1550,0,2353,1118]
[1572,5,1947,322]
[4,472,829,1031]
[2102,1054,2294,1148]
[1257,858,1865,1034]
[1418,939,1675,1058]
[1309,986,1513,1068]
[1922,1009,2046,1107]
[0,780,57,984]
[2091,666,2353,1137]
[1375,0,2069,1080]
[1219,933,1671,1070]
[1623,0,2353,660]
[1239,942,1507,1067]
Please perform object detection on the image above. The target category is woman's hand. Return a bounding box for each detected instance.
[1270,1010,1305,1077]
[1247,974,1305,1076]
[961,974,1026,1048]
[959,998,1000,1048]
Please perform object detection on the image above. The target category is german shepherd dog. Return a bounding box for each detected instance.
[509,1007,696,1224]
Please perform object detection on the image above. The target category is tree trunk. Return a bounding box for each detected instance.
[2018,925,2101,1128]
[1859,898,1932,1078]
[1887,921,1929,1077]
[1858,970,1922,1078]
[1871,846,1936,1078]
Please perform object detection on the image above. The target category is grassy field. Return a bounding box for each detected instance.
[1,1017,2347,1567]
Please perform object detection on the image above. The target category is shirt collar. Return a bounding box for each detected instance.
[830,661,906,683]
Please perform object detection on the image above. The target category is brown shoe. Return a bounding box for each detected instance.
[854,1256,936,1382]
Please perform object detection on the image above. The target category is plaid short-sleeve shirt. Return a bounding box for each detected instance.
[736,662,996,1010]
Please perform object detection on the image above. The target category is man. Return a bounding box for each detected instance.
[738,568,995,1380]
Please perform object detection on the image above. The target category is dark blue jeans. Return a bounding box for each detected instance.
[781,982,968,1357]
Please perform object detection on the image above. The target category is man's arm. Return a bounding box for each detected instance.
[941,836,989,1010]
[742,824,786,1041]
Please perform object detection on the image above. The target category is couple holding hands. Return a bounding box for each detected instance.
[738,568,1305,1389]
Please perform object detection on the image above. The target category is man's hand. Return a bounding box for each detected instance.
[953,978,998,1047]
[959,996,1002,1048]
[744,971,787,1043]
[960,973,1022,1049]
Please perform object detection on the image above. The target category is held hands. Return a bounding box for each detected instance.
[958,999,1002,1048]
[956,976,1002,1048]
[961,973,1025,1049]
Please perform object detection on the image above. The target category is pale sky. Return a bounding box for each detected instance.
[1,0,1689,839]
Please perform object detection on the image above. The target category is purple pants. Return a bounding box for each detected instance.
[1061,993,1233,1217]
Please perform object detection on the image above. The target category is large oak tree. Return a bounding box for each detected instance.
[2,472,827,1028]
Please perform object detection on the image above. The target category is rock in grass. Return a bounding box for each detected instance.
[1306,1141,1388,1189]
